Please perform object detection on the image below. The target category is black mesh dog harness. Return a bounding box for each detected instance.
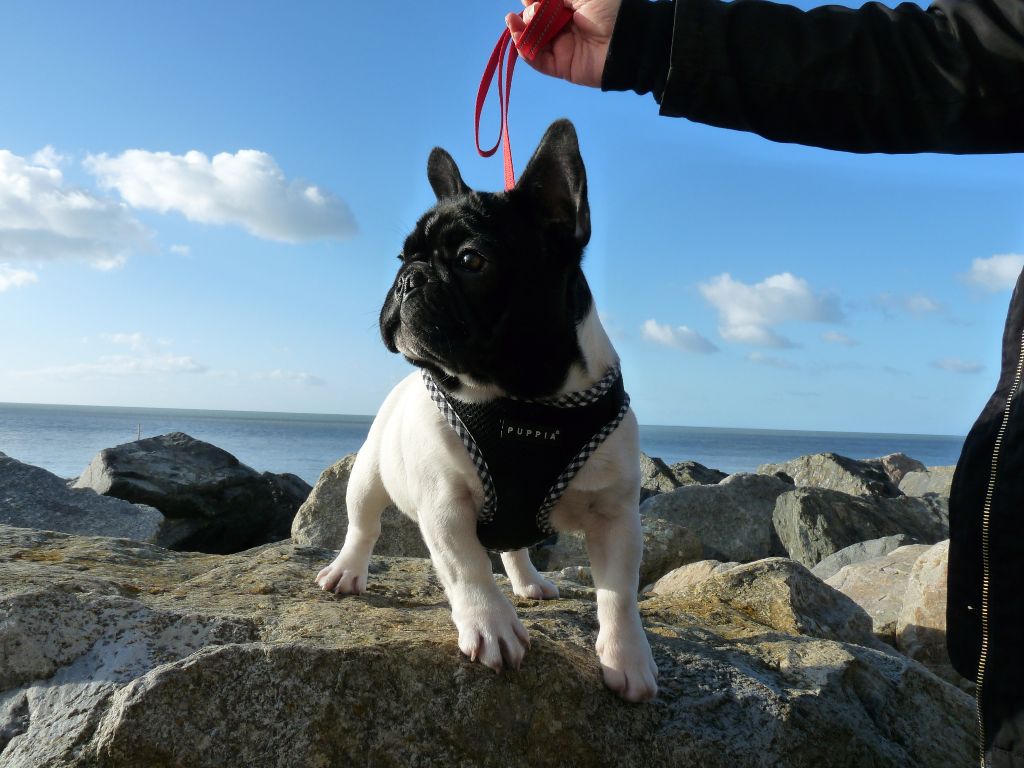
[423,366,630,552]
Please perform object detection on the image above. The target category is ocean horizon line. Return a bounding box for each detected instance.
[0,400,965,441]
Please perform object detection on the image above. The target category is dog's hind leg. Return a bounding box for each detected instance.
[315,452,389,596]
[501,549,559,600]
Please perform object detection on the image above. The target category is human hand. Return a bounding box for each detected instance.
[505,0,621,88]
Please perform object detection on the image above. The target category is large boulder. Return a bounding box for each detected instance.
[896,540,962,686]
[758,452,902,498]
[654,557,887,651]
[640,473,792,562]
[0,524,974,768]
[0,452,163,542]
[825,544,932,645]
[290,454,428,558]
[74,432,310,554]
[811,534,920,581]
[772,488,946,568]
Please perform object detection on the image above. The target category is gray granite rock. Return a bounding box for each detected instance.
[289,453,428,558]
[74,432,310,554]
[0,525,975,768]
[0,452,163,542]
[899,466,955,498]
[641,473,792,562]
[866,453,927,486]
[758,452,901,498]
[772,488,947,568]
[825,544,932,644]
[811,534,920,581]
[669,460,727,486]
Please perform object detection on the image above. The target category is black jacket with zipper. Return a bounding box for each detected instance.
[600,0,1024,763]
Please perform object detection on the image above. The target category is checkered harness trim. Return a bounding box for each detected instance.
[422,366,630,535]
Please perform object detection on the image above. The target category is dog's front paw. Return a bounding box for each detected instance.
[315,553,370,595]
[452,594,531,672]
[596,623,659,703]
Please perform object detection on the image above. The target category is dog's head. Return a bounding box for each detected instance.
[380,119,594,399]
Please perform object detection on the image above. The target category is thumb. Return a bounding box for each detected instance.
[505,12,527,44]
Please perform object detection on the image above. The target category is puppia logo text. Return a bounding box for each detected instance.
[500,420,561,443]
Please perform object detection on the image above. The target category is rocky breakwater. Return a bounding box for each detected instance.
[74,432,311,554]
[0,524,974,768]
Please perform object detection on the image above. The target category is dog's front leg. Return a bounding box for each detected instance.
[418,498,531,672]
[585,509,659,702]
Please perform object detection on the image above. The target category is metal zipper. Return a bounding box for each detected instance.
[976,327,1024,767]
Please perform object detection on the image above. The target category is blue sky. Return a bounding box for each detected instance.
[1,0,1022,435]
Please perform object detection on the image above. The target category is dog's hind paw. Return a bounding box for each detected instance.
[315,556,369,595]
[511,575,559,601]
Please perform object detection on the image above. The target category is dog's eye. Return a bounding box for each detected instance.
[456,250,486,273]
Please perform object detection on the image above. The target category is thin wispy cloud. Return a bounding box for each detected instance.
[874,292,943,318]
[748,352,799,369]
[169,244,191,257]
[85,149,357,242]
[641,318,718,353]
[255,369,326,386]
[821,330,860,347]
[0,264,38,292]
[932,358,984,374]
[698,272,842,348]
[0,148,149,269]
[15,354,207,379]
[963,253,1024,292]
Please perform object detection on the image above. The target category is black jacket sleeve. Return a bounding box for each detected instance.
[601,0,1024,153]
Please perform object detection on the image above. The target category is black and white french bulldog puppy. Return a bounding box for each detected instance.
[315,119,658,702]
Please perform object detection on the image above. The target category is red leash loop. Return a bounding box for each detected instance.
[474,0,573,190]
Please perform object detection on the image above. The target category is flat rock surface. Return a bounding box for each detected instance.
[811,534,920,581]
[0,452,163,543]
[0,524,974,768]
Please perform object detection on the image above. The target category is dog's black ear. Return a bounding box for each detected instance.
[515,119,590,247]
[427,148,470,200]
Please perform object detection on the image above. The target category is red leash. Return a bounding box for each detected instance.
[475,0,573,190]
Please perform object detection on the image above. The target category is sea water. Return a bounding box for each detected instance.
[0,402,965,485]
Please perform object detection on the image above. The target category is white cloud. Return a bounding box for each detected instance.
[0,264,39,292]
[641,319,718,354]
[748,352,799,369]
[0,149,149,268]
[964,253,1024,292]
[255,369,326,386]
[30,145,66,169]
[698,272,842,348]
[169,244,191,256]
[933,358,984,374]
[821,330,859,347]
[85,149,357,242]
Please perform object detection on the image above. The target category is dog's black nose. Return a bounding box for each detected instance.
[397,269,427,297]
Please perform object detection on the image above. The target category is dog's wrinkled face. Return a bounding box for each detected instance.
[380,119,594,399]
